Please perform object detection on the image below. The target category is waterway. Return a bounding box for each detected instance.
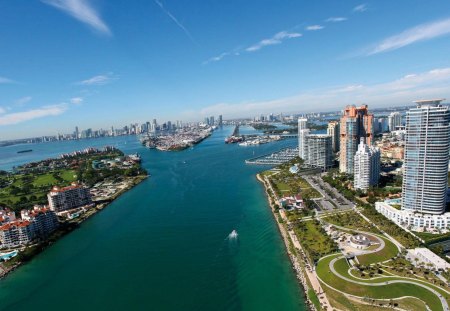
[0,126,306,311]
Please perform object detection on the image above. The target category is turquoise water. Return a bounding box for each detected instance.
[0,127,305,311]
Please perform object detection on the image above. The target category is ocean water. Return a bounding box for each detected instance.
[0,127,305,311]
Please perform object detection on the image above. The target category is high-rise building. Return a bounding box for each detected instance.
[339,105,374,174]
[21,206,58,239]
[47,183,92,213]
[218,115,223,126]
[209,116,215,126]
[402,99,450,215]
[303,134,333,171]
[298,118,308,159]
[354,138,380,191]
[74,126,79,140]
[388,112,402,132]
[327,121,340,153]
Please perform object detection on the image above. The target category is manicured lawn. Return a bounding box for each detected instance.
[59,170,77,182]
[357,235,399,265]
[307,288,321,310]
[317,255,443,311]
[32,174,58,186]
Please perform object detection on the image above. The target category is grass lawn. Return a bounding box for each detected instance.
[357,235,399,265]
[317,254,443,311]
[323,211,380,234]
[294,220,338,263]
[32,174,58,186]
[307,288,321,310]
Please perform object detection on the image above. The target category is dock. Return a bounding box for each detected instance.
[245,147,299,165]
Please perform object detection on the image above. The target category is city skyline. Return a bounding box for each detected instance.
[1,1,450,139]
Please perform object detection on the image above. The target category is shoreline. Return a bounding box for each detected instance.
[0,174,148,280]
[256,173,316,311]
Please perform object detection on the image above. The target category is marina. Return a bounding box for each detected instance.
[245,146,299,165]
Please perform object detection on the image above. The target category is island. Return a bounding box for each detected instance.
[0,146,148,277]
[140,126,213,151]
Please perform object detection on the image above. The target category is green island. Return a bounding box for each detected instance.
[251,123,277,130]
[258,159,450,311]
[0,147,148,277]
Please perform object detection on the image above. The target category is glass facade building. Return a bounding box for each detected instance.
[402,99,450,215]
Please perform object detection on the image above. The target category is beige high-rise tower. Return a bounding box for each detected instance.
[339,105,374,174]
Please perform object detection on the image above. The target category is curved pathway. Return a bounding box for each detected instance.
[316,222,449,311]
[328,256,449,310]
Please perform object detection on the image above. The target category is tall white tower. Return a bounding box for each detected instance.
[354,138,380,191]
[298,118,308,159]
[402,99,450,214]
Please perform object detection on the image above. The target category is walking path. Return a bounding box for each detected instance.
[259,174,332,310]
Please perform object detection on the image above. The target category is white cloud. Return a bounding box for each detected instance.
[0,107,6,114]
[77,73,116,85]
[203,52,230,65]
[14,96,32,106]
[195,67,450,118]
[204,30,302,64]
[42,0,111,36]
[154,0,195,43]
[326,17,347,23]
[0,76,15,84]
[353,4,368,12]
[70,97,84,104]
[245,31,302,52]
[306,25,324,31]
[0,104,68,126]
[366,18,450,55]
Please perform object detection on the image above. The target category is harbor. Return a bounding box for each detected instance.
[245,147,299,165]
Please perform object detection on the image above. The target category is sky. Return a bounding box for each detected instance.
[1,0,450,139]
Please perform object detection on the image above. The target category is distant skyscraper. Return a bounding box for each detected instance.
[298,118,308,159]
[209,116,214,126]
[402,99,450,215]
[327,121,340,153]
[303,134,333,171]
[388,112,402,132]
[218,115,223,126]
[339,105,374,174]
[74,126,79,140]
[354,138,380,191]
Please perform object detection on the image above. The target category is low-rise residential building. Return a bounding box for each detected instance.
[376,200,450,232]
[48,183,92,213]
[408,248,450,271]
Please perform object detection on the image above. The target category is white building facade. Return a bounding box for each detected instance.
[354,138,380,191]
[298,118,308,159]
[402,100,450,215]
[388,112,402,132]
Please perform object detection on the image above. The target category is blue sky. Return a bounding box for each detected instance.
[1,0,450,139]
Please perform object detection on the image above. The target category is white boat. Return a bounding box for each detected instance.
[229,229,238,239]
